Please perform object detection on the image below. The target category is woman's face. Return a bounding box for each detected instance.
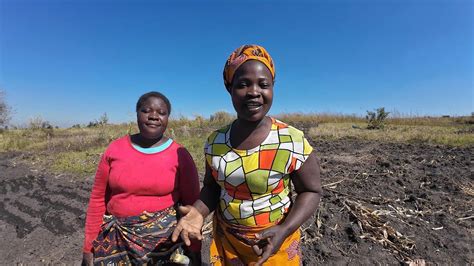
[229,60,274,122]
[137,96,169,139]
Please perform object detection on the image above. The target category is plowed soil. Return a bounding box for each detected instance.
[0,138,472,265]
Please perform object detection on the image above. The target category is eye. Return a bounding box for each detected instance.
[141,108,151,113]
[238,81,248,88]
[260,81,271,89]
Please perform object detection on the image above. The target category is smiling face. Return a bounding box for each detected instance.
[229,60,274,122]
[136,96,169,140]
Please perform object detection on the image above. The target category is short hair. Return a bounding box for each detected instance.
[135,91,172,114]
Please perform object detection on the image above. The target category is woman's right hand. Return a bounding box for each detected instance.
[81,252,93,266]
[171,205,204,246]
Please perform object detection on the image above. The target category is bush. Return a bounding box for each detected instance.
[209,111,234,125]
[0,90,11,128]
[87,112,109,127]
[28,116,54,130]
[366,107,390,130]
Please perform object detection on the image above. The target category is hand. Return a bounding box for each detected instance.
[171,205,204,246]
[251,225,290,266]
[81,252,93,266]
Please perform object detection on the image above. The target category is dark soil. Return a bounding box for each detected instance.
[0,139,472,265]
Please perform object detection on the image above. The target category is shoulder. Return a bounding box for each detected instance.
[167,140,192,156]
[271,118,305,139]
[271,117,313,156]
[169,140,188,153]
[103,135,130,154]
[205,123,232,145]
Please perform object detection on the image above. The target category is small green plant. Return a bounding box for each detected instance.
[366,107,390,129]
[87,112,109,127]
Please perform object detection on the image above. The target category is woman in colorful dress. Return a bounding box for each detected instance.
[82,91,201,265]
[172,45,322,265]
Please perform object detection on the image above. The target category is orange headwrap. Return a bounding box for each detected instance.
[223,45,275,90]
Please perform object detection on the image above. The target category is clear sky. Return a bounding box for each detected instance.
[1,0,472,127]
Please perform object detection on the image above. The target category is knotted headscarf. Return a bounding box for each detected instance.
[223,45,275,91]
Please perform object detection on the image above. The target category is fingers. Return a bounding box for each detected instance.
[171,223,183,242]
[180,227,191,246]
[191,230,203,241]
[179,225,204,245]
[255,230,276,240]
[172,221,203,244]
[255,244,273,266]
[252,244,263,256]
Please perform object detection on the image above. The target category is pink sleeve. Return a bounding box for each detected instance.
[83,151,110,253]
[177,147,202,252]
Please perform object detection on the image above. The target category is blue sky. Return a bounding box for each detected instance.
[1,0,472,127]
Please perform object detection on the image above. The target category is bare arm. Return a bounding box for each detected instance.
[280,152,322,232]
[194,162,221,217]
[254,152,322,265]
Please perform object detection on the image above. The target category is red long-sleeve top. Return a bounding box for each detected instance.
[83,136,201,253]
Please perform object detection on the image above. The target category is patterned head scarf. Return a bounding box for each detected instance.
[223,44,275,91]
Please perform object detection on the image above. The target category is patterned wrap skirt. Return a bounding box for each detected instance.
[92,206,183,265]
[209,211,302,266]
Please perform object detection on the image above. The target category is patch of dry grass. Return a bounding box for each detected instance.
[1,114,472,176]
[275,112,364,124]
[309,122,474,146]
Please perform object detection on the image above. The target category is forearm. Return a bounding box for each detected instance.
[193,183,220,218]
[280,191,321,234]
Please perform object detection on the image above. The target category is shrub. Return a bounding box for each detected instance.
[366,107,390,130]
[28,116,54,130]
[0,90,11,128]
[210,111,234,125]
[87,112,109,127]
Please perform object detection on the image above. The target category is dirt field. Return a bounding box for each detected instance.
[0,138,472,265]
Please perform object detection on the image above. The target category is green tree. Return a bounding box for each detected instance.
[366,107,390,129]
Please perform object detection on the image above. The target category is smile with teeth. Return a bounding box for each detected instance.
[245,102,263,111]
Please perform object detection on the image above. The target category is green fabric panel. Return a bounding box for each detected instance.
[279,135,292,143]
[245,169,270,194]
[225,158,242,176]
[270,209,282,222]
[272,149,290,172]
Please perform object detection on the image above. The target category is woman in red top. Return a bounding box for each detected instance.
[82,91,201,265]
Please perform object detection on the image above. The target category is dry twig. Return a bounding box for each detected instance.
[342,199,415,261]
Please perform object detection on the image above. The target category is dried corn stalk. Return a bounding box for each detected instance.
[343,199,415,261]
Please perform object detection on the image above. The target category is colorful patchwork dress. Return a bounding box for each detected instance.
[205,117,313,265]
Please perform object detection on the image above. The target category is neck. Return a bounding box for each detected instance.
[234,116,269,133]
[133,134,166,148]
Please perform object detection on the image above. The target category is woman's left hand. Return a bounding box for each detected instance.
[251,225,290,266]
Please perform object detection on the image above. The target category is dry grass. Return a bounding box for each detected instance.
[0,114,472,176]
[275,112,364,124]
[342,199,416,261]
[309,123,474,147]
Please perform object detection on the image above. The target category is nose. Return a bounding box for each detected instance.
[246,84,261,97]
[148,111,160,120]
